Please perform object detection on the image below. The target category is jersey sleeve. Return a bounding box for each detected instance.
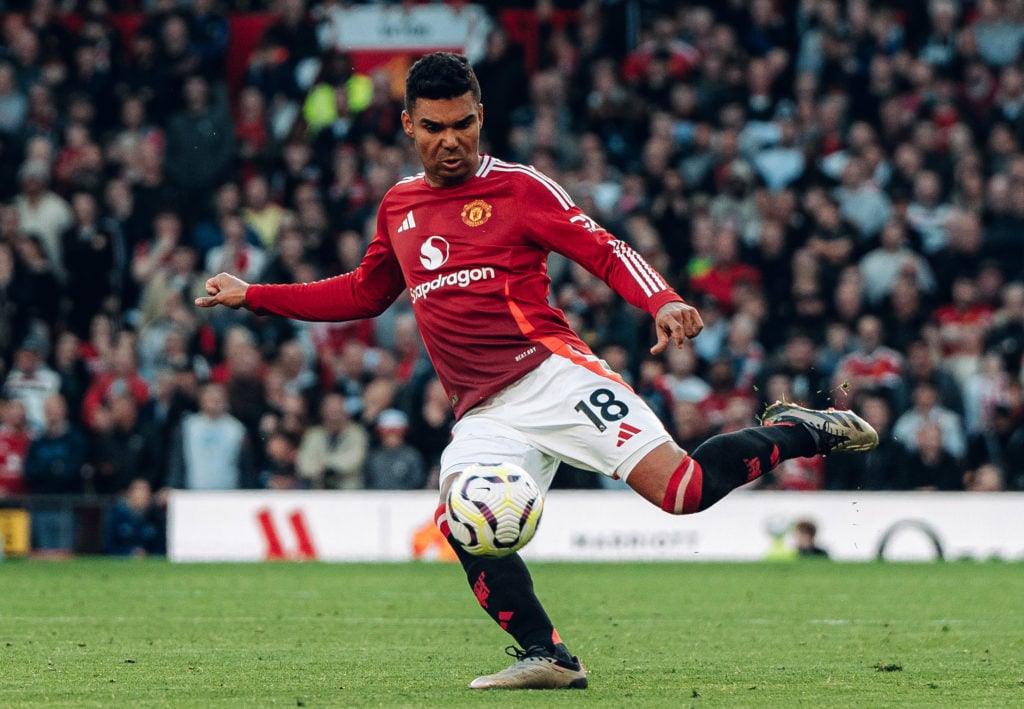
[519,169,684,316]
[245,211,406,322]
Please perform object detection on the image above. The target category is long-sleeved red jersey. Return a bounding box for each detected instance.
[246,156,684,418]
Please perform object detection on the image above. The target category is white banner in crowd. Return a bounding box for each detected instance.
[320,4,490,52]
[168,490,1024,563]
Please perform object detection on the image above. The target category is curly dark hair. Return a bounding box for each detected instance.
[404,52,481,112]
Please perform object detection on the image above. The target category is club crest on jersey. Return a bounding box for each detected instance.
[420,236,450,270]
[461,199,492,227]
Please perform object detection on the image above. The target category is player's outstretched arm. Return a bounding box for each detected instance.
[651,301,703,355]
[195,272,250,310]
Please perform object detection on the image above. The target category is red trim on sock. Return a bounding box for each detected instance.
[661,460,688,512]
[434,503,450,537]
[661,456,703,514]
[552,628,562,646]
[682,458,703,514]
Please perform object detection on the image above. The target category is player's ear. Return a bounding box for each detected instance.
[477,103,484,130]
[401,109,414,139]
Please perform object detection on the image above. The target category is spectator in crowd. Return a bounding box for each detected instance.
[240,173,284,250]
[3,335,60,434]
[962,351,1016,436]
[104,478,165,557]
[0,61,27,135]
[661,343,711,406]
[859,221,937,307]
[0,398,31,496]
[364,408,426,490]
[166,381,252,490]
[898,420,966,491]
[300,51,372,140]
[165,74,236,228]
[12,231,62,328]
[893,379,968,461]
[24,393,87,552]
[793,519,829,558]
[129,141,182,249]
[89,392,161,495]
[61,191,118,338]
[896,337,965,418]
[907,170,954,257]
[833,155,890,241]
[192,182,242,257]
[251,0,320,102]
[260,430,302,490]
[722,312,764,392]
[131,210,185,304]
[13,159,73,276]
[138,244,207,330]
[81,335,150,431]
[751,105,806,192]
[834,314,904,404]
[964,463,1005,492]
[757,329,830,410]
[984,281,1024,379]
[967,403,1023,482]
[933,275,994,358]
[689,225,762,315]
[297,391,367,489]
[204,213,266,283]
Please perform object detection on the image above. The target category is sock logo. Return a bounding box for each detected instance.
[770,444,780,467]
[616,422,642,448]
[473,571,490,608]
[744,457,762,482]
[498,611,514,630]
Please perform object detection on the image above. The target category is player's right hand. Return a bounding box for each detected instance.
[195,272,250,310]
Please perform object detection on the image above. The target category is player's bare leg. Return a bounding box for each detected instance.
[627,404,878,513]
[437,476,587,690]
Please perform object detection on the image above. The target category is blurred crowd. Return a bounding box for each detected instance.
[0,0,1023,555]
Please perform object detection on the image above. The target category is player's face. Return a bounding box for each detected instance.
[402,92,483,188]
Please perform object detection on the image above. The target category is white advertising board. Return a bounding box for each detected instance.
[167,490,1024,563]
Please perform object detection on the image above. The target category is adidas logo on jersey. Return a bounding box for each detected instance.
[616,422,641,448]
[397,210,417,233]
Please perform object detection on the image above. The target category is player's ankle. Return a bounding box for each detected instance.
[552,642,579,669]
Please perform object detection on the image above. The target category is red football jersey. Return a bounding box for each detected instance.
[247,156,684,417]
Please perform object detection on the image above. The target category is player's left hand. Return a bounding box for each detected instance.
[651,301,703,355]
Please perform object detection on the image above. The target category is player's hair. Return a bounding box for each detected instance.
[405,52,481,112]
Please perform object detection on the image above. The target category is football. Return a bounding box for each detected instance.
[445,462,545,557]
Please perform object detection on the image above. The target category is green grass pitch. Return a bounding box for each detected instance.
[1,559,1022,707]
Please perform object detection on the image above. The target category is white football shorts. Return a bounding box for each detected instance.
[439,351,673,492]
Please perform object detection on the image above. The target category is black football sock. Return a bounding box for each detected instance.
[690,425,816,511]
[445,536,573,661]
